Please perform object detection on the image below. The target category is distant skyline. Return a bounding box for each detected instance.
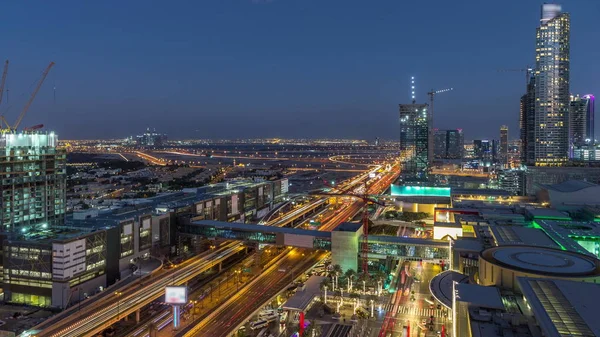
[2,0,600,140]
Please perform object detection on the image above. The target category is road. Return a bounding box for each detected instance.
[379,261,447,337]
[319,164,399,232]
[29,162,395,337]
[180,249,328,337]
[30,243,244,337]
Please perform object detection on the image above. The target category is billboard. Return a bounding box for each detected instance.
[165,286,187,304]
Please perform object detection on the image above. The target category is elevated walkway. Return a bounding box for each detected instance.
[181,220,450,261]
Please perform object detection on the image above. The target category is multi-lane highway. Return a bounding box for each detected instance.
[27,160,397,337]
[181,249,327,337]
[30,243,244,337]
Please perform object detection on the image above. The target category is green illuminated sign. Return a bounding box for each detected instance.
[390,185,451,197]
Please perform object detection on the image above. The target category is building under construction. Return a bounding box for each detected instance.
[0,132,67,232]
[399,103,431,180]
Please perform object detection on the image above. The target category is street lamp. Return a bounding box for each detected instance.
[192,300,198,319]
[235,269,242,291]
[115,292,122,320]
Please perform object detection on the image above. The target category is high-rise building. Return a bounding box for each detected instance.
[433,129,447,159]
[399,103,431,179]
[498,169,526,196]
[434,129,464,159]
[569,94,595,149]
[0,132,66,233]
[500,126,508,166]
[473,139,492,162]
[520,73,536,165]
[533,3,570,166]
[136,128,167,147]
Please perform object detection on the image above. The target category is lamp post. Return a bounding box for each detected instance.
[235,269,241,291]
[115,291,123,320]
[448,237,454,271]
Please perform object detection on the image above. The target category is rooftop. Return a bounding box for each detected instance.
[489,226,559,249]
[542,180,598,193]
[282,275,326,311]
[429,270,470,308]
[455,283,505,310]
[481,246,600,277]
[526,208,571,221]
[518,277,600,337]
[533,220,600,257]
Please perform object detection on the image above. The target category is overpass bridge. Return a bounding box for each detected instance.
[180,220,450,271]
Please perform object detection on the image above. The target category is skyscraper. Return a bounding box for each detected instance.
[520,73,536,165]
[399,103,430,178]
[569,94,595,150]
[500,126,508,166]
[433,129,447,159]
[434,129,464,159]
[0,132,66,233]
[533,3,570,166]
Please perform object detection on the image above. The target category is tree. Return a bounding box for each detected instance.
[332,264,343,289]
[345,269,356,291]
[357,272,371,292]
[320,278,332,304]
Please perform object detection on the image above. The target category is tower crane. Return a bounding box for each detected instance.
[11,62,55,132]
[497,66,533,87]
[426,87,453,120]
[0,60,8,130]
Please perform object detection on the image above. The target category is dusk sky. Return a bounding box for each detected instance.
[3,0,600,140]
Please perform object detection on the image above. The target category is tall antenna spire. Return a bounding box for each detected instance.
[411,76,416,103]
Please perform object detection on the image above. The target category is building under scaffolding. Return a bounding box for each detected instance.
[0,132,67,232]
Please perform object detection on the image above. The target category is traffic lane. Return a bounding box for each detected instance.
[42,245,241,337]
[197,253,313,336]
[195,251,324,337]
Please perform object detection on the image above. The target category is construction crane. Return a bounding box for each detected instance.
[10,62,55,132]
[0,60,8,130]
[497,66,533,87]
[0,60,8,106]
[314,179,385,275]
[426,87,453,125]
[23,124,44,132]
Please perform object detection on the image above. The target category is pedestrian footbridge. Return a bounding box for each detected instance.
[180,220,450,271]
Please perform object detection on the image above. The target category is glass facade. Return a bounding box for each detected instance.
[399,103,430,179]
[0,132,66,232]
[534,4,570,166]
[390,185,451,197]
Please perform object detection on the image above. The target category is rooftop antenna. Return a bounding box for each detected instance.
[411,76,416,104]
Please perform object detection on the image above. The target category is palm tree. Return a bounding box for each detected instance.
[374,270,387,294]
[320,278,332,304]
[367,294,378,317]
[345,269,356,291]
[357,272,371,293]
[332,264,343,289]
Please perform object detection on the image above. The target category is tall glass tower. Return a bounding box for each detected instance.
[399,103,430,179]
[533,3,570,166]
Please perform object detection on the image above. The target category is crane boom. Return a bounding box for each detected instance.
[13,62,55,131]
[0,60,8,107]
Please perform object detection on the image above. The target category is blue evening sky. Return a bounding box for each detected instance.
[2,0,599,140]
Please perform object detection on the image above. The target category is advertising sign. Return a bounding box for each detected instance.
[165,286,187,304]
